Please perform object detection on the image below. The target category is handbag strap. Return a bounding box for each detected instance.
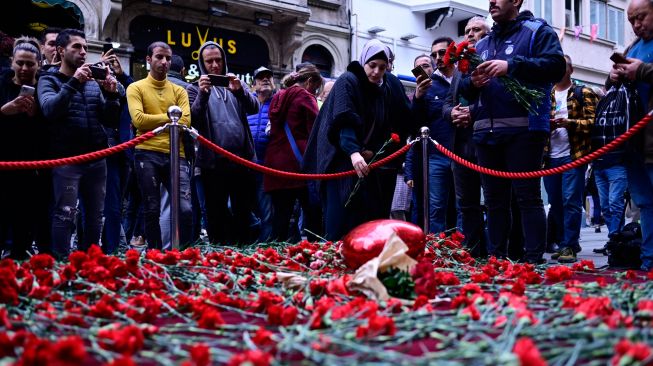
[284,122,303,165]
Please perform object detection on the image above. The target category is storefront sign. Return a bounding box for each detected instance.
[129,15,269,79]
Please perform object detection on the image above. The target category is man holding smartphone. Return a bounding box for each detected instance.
[544,55,599,263]
[608,0,653,272]
[405,36,456,234]
[37,28,120,259]
[187,41,259,245]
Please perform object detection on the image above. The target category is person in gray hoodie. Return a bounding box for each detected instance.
[187,41,259,245]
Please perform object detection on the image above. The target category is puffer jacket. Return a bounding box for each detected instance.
[38,71,120,158]
[247,94,272,164]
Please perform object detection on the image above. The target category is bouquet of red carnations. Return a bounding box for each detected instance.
[443,41,545,115]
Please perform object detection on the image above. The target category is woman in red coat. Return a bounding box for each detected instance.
[264,64,323,241]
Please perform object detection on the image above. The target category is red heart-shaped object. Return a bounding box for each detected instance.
[340,219,426,270]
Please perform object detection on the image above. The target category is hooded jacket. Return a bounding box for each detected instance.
[264,84,318,192]
[187,42,259,169]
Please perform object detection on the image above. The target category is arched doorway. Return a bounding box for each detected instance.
[301,44,333,78]
[3,0,84,37]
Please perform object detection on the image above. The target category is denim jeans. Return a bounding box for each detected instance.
[253,172,273,242]
[624,154,653,271]
[475,131,547,261]
[134,150,193,249]
[594,164,627,236]
[102,154,126,254]
[52,160,107,259]
[543,155,586,251]
[411,152,452,234]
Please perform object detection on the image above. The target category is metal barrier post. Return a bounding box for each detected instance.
[167,106,183,250]
[420,126,430,234]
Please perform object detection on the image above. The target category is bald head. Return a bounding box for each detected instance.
[628,0,653,41]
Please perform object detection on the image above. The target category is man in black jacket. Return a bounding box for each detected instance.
[38,28,120,259]
[443,17,490,257]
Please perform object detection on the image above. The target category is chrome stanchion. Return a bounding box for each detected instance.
[420,126,430,234]
[167,106,183,250]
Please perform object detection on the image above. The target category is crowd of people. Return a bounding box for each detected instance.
[0,0,652,271]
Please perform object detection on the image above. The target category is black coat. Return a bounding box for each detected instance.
[303,61,414,204]
[0,71,47,161]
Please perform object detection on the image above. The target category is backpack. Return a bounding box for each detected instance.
[606,221,642,270]
[591,83,644,167]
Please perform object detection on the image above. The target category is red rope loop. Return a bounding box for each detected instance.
[433,114,653,179]
[195,134,412,180]
[0,132,157,170]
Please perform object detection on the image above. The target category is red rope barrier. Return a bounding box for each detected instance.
[0,131,157,170]
[195,134,412,180]
[434,114,653,179]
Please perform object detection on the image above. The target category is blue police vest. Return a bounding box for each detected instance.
[473,19,552,134]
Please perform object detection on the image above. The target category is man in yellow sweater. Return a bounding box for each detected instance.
[126,41,192,250]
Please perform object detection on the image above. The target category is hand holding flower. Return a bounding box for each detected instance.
[350,152,369,178]
[345,133,401,207]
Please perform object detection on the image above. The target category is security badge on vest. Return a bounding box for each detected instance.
[481,40,516,61]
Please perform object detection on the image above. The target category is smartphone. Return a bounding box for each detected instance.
[610,52,629,64]
[90,64,107,80]
[19,85,35,97]
[411,65,430,80]
[103,43,113,54]
[208,74,231,87]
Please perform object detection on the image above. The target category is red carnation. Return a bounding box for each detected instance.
[458,59,471,73]
[455,40,469,58]
[390,133,400,143]
[197,308,225,329]
[513,337,546,366]
[188,343,211,366]
[51,336,87,365]
[443,41,456,66]
[612,339,652,365]
[29,254,55,271]
[545,266,573,283]
[252,327,275,347]
[355,314,396,339]
[227,350,272,366]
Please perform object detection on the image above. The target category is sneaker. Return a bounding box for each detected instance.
[130,236,145,246]
[557,247,577,263]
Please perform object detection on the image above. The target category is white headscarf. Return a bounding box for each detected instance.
[358,39,392,65]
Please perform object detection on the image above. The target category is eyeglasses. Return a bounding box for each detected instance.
[430,49,446,58]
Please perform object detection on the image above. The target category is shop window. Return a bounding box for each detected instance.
[301,45,333,78]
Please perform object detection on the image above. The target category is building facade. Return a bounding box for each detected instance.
[351,0,636,87]
[6,0,351,83]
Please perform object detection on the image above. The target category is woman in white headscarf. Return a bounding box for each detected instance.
[303,39,415,240]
